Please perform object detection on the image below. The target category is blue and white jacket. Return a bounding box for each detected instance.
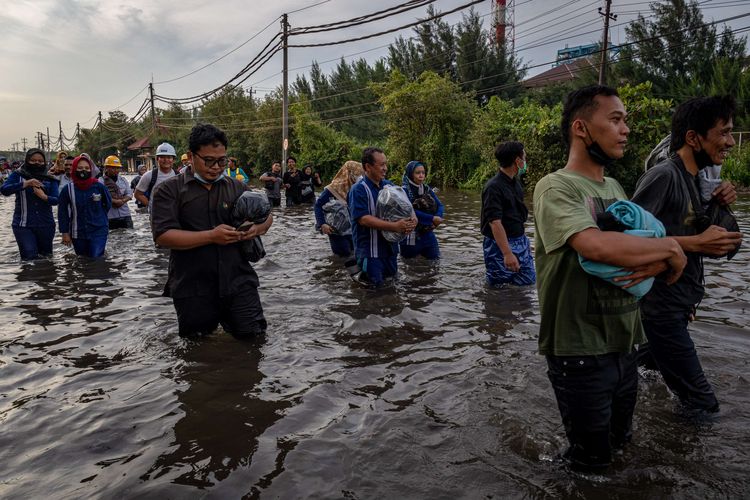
[58,182,111,239]
[0,170,59,228]
[348,176,397,259]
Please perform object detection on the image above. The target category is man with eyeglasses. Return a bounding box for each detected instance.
[150,123,272,338]
[134,142,177,208]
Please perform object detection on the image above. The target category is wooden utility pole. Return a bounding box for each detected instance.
[149,82,156,130]
[59,121,64,151]
[281,13,289,174]
[598,0,616,85]
[21,137,27,151]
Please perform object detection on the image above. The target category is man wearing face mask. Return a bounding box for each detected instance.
[100,155,133,229]
[631,96,742,417]
[534,85,687,472]
[480,141,535,286]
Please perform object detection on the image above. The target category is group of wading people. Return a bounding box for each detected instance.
[1,84,743,474]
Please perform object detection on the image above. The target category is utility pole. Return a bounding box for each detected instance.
[598,0,616,85]
[21,137,27,151]
[46,126,51,158]
[98,111,103,158]
[149,82,156,131]
[281,13,289,174]
[59,121,64,152]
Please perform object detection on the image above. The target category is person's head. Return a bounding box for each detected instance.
[286,156,297,170]
[155,142,176,172]
[405,161,426,185]
[228,157,238,170]
[561,85,629,164]
[271,161,281,174]
[180,153,190,166]
[103,155,123,178]
[329,160,364,197]
[56,151,67,162]
[362,147,386,183]
[72,155,92,178]
[188,123,229,183]
[302,164,313,176]
[495,141,526,176]
[24,148,46,169]
[671,95,736,168]
[137,164,147,175]
[64,156,74,174]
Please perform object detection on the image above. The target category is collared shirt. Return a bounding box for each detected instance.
[58,181,111,239]
[348,175,397,259]
[1,170,59,228]
[150,170,256,299]
[100,175,133,220]
[481,170,528,239]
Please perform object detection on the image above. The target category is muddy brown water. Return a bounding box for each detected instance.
[0,184,748,498]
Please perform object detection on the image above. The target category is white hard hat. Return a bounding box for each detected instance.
[155,142,176,157]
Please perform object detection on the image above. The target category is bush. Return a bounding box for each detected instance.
[723,144,750,187]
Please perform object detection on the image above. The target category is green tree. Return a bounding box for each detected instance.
[374,70,477,186]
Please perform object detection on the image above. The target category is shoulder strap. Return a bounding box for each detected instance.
[666,158,704,219]
[147,168,159,196]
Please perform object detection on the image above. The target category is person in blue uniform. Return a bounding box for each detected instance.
[314,160,363,257]
[348,147,415,286]
[399,160,444,260]
[1,148,59,260]
[58,155,112,258]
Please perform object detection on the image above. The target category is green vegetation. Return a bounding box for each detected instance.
[76,1,749,188]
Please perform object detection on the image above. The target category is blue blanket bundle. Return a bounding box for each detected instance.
[579,200,666,298]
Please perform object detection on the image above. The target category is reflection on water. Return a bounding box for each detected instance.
[0,189,748,498]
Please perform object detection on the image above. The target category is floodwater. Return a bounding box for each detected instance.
[0,183,748,499]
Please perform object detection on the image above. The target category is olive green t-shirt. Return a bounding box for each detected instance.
[533,169,644,356]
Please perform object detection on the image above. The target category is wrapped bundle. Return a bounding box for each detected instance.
[231,191,271,262]
[376,185,415,243]
[322,199,352,236]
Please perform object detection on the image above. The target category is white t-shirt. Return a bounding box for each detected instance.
[135,168,176,197]
[99,175,133,220]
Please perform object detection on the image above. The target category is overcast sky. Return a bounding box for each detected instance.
[1,0,747,151]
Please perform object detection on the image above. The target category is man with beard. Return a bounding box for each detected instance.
[533,85,687,472]
[631,96,742,417]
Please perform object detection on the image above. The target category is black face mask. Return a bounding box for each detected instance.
[25,163,46,175]
[693,138,713,170]
[107,172,119,180]
[583,126,615,167]
[76,170,91,180]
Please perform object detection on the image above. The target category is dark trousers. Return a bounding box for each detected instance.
[641,315,719,413]
[72,235,107,258]
[546,351,638,471]
[13,225,55,260]
[328,234,353,257]
[108,216,134,229]
[399,231,440,260]
[173,285,267,338]
[359,254,398,286]
[269,197,281,207]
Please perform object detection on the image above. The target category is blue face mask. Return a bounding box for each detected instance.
[194,171,224,184]
[519,161,527,176]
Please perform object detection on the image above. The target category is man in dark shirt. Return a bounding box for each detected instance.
[631,96,742,415]
[151,123,273,337]
[480,141,535,286]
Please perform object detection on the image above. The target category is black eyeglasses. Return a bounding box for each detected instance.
[193,153,229,168]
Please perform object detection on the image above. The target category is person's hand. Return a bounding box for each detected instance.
[432,215,443,228]
[697,225,743,256]
[393,218,416,234]
[615,260,669,288]
[284,184,290,189]
[239,215,273,240]
[61,233,72,246]
[32,186,47,201]
[321,224,334,235]
[210,224,241,245]
[664,240,687,285]
[712,180,737,206]
[503,252,520,272]
[23,179,42,189]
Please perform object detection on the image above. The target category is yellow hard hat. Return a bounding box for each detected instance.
[181,153,189,161]
[104,155,122,168]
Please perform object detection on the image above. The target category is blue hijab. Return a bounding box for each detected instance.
[401,160,433,202]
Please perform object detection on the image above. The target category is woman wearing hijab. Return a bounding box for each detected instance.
[399,160,444,260]
[299,164,322,204]
[1,148,60,260]
[313,160,363,257]
[58,155,111,258]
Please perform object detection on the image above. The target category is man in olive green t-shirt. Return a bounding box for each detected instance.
[534,85,686,472]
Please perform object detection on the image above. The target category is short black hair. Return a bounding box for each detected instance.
[362,147,384,168]
[188,123,228,153]
[670,96,736,151]
[287,156,297,164]
[495,141,524,168]
[561,85,619,149]
[272,160,281,166]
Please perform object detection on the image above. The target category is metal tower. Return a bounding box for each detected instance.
[493,0,515,53]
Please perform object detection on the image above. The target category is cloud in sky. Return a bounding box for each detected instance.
[1,0,746,150]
